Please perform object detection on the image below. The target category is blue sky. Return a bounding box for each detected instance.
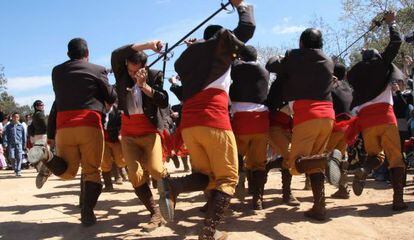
[0,0,344,112]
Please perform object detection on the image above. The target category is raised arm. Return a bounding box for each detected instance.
[381,12,402,67]
[232,0,256,43]
[111,41,163,79]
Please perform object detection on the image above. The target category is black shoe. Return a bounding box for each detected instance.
[352,167,368,196]
[390,167,408,211]
[281,169,300,206]
[102,171,114,192]
[352,155,383,196]
[36,162,51,189]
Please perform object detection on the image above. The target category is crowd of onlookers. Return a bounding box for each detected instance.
[0,100,46,176]
[0,111,30,175]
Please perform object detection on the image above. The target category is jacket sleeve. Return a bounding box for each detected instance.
[47,101,57,140]
[149,70,169,109]
[381,25,402,67]
[170,84,183,101]
[97,68,117,105]
[232,5,256,43]
[33,112,47,134]
[111,44,136,80]
[266,51,289,76]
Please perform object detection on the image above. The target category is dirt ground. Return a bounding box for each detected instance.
[1,162,414,240]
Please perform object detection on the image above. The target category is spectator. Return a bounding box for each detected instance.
[0,108,4,122]
[3,112,26,176]
[0,124,6,169]
[403,55,413,80]
[31,100,47,144]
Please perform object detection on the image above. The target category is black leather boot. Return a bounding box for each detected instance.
[44,155,68,176]
[102,171,114,192]
[304,173,326,221]
[251,170,266,210]
[199,190,231,240]
[81,181,102,227]
[352,155,382,196]
[79,175,84,209]
[281,168,300,206]
[390,167,408,211]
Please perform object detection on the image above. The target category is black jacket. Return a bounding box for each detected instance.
[230,60,269,104]
[47,102,57,140]
[106,106,122,142]
[174,5,255,101]
[47,59,117,139]
[267,76,288,111]
[393,90,413,119]
[32,110,47,135]
[111,45,169,130]
[348,25,402,109]
[52,59,116,112]
[266,48,334,102]
[331,81,353,116]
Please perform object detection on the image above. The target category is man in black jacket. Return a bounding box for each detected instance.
[30,100,50,189]
[158,0,255,238]
[111,40,169,232]
[101,104,127,191]
[36,38,117,227]
[325,63,353,199]
[266,28,335,221]
[229,45,270,210]
[348,12,407,211]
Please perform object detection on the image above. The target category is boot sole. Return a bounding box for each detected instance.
[326,154,342,187]
[157,179,175,222]
[304,212,326,221]
[35,173,50,189]
[352,168,367,196]
[141,219,167,232]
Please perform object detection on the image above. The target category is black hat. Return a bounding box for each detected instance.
[204,25,223,40]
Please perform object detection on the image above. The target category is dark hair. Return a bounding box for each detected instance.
[127,51,148,66]
[334,63,346,81]
[33,100,44,107]
[204,25,223,40]
[67,38,89,60]
[12,112,19,116]
[240,45,257,62]
[361,48,381,61]
[300,28,323,49]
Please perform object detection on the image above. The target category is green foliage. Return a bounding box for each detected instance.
[341,0,414,66]
[0,67,32,118]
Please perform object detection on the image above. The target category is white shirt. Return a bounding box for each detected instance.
[230,102,268,115]
[352,85,393,114]
[126,84,144,115]
[205,67,232,93]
